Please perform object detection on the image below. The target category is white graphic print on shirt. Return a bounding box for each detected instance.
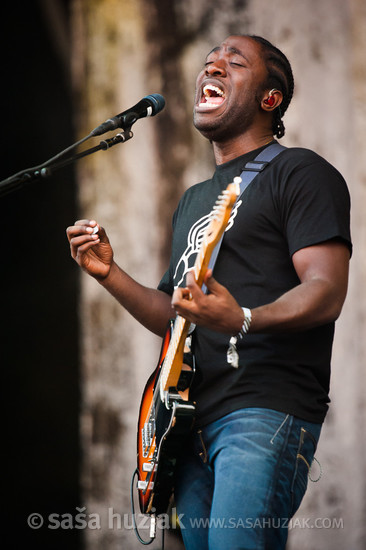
[173,198,242,288]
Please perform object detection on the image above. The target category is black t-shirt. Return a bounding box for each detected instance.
[158,143,352,426]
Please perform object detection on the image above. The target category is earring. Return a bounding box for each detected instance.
[264,89,278,107]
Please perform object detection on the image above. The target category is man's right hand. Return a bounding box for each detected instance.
[66,219,113,279]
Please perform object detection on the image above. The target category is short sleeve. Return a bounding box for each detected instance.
[279,155,352,257]
[157,268,174,296]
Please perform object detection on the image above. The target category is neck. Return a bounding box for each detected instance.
[212,131,274,165]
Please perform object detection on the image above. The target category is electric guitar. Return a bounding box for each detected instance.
[136,179,240,516]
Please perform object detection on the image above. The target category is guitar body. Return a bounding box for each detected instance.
[137,320,196,515]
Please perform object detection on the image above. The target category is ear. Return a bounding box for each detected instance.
[261,89,283,112]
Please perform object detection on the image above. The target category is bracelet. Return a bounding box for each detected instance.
[238,307,252,337]
[227,308,252,368]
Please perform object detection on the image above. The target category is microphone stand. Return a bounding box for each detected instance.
[0,128,134,198]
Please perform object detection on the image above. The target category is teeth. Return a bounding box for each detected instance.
[199,101,220,108]
[203,84,225,98]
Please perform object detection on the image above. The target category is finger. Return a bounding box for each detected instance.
[71,219,98,231]
[66,221,93,235]
[171,299,196,322]
[74,219,93,226]
[88,219,100,234]
[204,271,224,294]
[171,287,190,307]
[70,233,100,247]
[171,288,183,305]
[66,226,94,243]
[185,270,202,296]
[69,234,100,257]
[204,268,213,283]
[70,219,99,233]
[186,271,211,307]
[66,221,101,240]
[88,222,109,241]
[75,239,101,255]
[66,225,85,242]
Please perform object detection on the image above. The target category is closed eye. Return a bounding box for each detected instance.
[229,56,247,67]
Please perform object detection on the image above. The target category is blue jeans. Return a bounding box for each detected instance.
[174,408,321,550]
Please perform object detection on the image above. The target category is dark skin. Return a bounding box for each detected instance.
[66,35,349,339]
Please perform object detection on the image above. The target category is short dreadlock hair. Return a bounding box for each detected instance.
[249,35,295,138]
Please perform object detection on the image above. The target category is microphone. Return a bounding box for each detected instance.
[91,93,165,136]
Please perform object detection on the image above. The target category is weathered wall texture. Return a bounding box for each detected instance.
[72,2,164,548]
[244,2,366,548]
[72,1,366,548]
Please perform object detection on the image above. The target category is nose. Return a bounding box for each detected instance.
[205,59,227,77]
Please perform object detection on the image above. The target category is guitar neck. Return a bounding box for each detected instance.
[159,234,215,393]
[159,315,191,393]
[159,181,239,395]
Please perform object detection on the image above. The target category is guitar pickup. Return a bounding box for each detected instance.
[137,480,154,491]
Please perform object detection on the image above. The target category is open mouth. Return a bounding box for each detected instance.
[198,84,226,109]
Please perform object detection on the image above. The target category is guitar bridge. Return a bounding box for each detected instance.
[141,411,156,458]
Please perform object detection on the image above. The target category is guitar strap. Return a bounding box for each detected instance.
[202,141,286,293]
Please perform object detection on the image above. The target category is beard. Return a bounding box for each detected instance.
[193,97,259,143]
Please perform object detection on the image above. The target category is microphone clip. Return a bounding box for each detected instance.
[99,129,134,150]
